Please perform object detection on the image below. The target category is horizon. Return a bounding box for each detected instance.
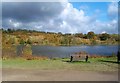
[2,28,119,35]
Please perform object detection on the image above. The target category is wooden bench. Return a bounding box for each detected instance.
[70,52,89,62]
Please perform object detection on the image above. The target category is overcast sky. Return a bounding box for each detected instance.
[2,1,118,34]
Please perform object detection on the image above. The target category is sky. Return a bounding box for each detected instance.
[2,1,118,34]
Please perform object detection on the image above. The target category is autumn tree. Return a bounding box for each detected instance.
[20,39,26,45]
[26,39,32,44]
[87,31,95,39]
[75,33,84,38]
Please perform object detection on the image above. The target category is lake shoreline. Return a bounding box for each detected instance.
[2,56,118,70]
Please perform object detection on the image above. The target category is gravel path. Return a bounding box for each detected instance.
[2,68,118,81]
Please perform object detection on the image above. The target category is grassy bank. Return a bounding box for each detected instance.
[2,57,118,72]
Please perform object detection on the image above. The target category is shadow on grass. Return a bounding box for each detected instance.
[98,60,119,64]
[62,60,90,63]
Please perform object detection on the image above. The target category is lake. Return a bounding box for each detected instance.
[31,45,118,58]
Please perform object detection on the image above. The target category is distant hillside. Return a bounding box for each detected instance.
[1,29,119,46]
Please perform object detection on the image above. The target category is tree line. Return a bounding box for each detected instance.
[1,28,119,46]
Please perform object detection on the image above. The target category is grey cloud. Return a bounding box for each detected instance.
[2,2,64,23]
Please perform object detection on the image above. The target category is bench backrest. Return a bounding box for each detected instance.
[71,54,86,61]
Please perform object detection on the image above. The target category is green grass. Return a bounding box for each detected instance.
[0,58,2,68]
[2,57,119,72]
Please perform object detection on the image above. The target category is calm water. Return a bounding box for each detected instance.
[32,45,118,58]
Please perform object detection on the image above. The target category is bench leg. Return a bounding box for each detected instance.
[70,56,73,62]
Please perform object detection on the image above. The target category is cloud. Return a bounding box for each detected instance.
[92,19,118,33]
[2,2,66,31]
[2,2,64,23]
[2,2,118,34]
[79,5,89,11]
[58,2,117,34]
[0,2,2,28]
[108,2,118,19]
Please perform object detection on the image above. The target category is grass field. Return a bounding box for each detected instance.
[2,57,118,72]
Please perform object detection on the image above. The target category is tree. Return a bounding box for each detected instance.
[87,31,95,39]
[26,39,32,44]
[7,28,12,32]
[91,39,97,45]
[7,28,15,33]
[61,36,71,45]
[58,32,62,35]
[99,33,110,41]
[19,39,26,45]
[83,34,87,39]
[75,33,84,38]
